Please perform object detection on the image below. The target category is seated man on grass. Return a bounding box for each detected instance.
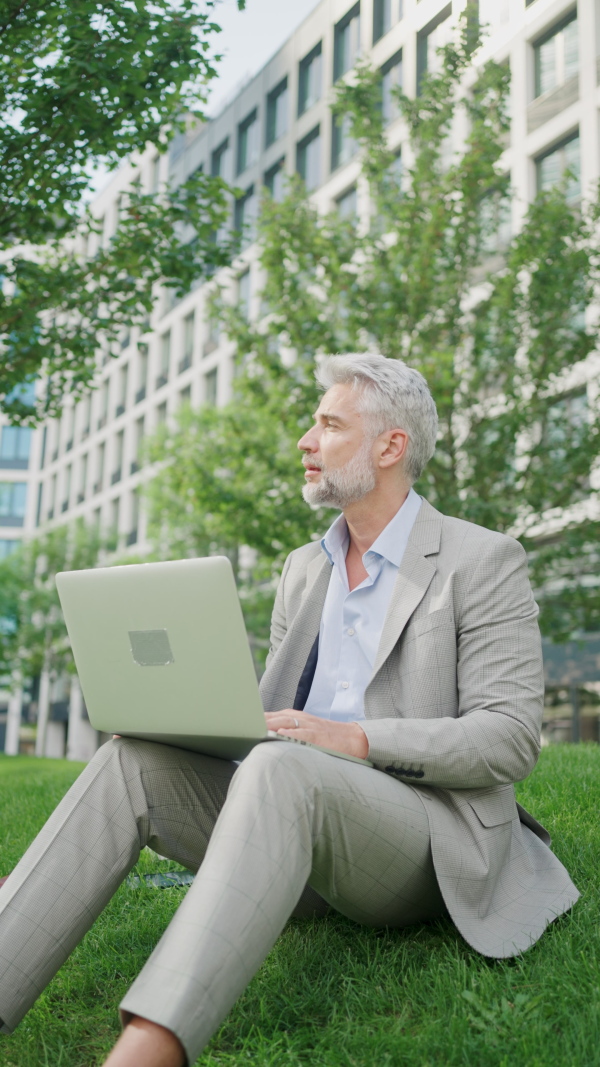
[0,353,579,1067]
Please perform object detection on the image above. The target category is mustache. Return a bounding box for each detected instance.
[302,457,323,470]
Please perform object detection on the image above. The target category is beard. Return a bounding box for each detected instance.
[302,440,377,509]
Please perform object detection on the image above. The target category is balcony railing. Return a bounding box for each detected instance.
[527,75,579,134]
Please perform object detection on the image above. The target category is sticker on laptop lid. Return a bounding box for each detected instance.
[129,629,174,666]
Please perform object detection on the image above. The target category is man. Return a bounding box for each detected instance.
[0,353,579,1067]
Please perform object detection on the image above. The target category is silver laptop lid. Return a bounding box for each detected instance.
[56,557,266,745]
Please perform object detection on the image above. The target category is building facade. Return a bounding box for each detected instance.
[2,0,599,756]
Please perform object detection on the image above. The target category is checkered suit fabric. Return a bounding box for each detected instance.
[259,499,579,957]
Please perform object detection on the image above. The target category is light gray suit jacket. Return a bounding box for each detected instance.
[259,498,579,958]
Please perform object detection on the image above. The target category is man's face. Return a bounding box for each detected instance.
[297,384,377,508]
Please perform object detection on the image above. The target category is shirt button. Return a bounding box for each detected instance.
[341,681,349,689]
[347,628,355,636]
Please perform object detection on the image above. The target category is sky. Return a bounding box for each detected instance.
[206,0,321,116]
[90,0,320,196]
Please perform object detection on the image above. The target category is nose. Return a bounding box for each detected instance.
[297,427,317,452]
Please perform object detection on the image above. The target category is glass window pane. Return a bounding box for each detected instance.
[563,19,579,82]
[297,128,321,191]
[265,160,285,201]
[536,36,557,96]
[381,53,402,124]
[299,44,322,115]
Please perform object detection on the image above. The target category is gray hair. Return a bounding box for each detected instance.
[315,353,438,483]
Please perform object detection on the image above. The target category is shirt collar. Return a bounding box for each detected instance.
[321,487,422,569]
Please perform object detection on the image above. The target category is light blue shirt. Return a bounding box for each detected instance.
[303,488,422,722]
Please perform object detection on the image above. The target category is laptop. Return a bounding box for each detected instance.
[55,556,373,767]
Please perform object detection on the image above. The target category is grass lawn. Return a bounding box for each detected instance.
[0,745,598,1067]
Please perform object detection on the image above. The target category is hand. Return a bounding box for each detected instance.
[265,710,369,760]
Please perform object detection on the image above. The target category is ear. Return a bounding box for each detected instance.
[377,428,409,470]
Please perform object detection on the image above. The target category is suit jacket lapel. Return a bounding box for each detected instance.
[259,551,331,712]
[370,499,442,679]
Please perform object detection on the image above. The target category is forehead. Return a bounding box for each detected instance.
[315,383,364,422]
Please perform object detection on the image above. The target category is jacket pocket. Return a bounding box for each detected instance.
[467,786,517,827]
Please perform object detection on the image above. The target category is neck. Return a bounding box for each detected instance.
[342,484,411,558]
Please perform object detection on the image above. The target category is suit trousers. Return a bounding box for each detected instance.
[0,737,446,1065]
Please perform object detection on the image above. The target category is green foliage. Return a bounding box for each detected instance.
[0,522,110,682]
[0,172,236,422]
[147,9,600,642]
[0,744,599,1066]
[0,0,245,422]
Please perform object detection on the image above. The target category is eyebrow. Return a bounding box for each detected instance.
[314,410,346,425]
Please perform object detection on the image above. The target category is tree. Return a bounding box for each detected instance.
[147,8,600,644]
[0,0,245,422]
[0,522,111,684]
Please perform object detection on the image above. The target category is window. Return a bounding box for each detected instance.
[128,490,139,546]
[373,0,401,43]
[204,313,220,357]
[179,385,192,407]
[0,426,32,469]
[0,539,19,559]
[116,364,128,416]
[534,15,578,99]
[48,473,57,517]
[94,443,105,494]
[81,394,92,436]
[211,138,231,180]
[536,133,580,202]
[111,496,120,537]
[381,51,402,125]
[238,271,251,321]
[6,378,36,410]
[112,431,124,484]
[205,368,218,407]
[334,4,361,81]
[180,312,195,372]
[39,426,47,468]
[298,43,322,115]
[297,127,321,191]
[265,158,286,202]
[156,401,167,426]
[237,111,259,175]
[332,114,357,170]
[98,380,109,428]
[267,79,288,146]
[78,454,88,503]
[62,465,72,511]
[136,345,148,402]
[337,186,358,220]
[157,332,171,387]
[149,155,160,194]
[0,482,27,525]
[132,417,145,474]
[234,186,258,248]
[65,405,75,450]
[417,5,452,94]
